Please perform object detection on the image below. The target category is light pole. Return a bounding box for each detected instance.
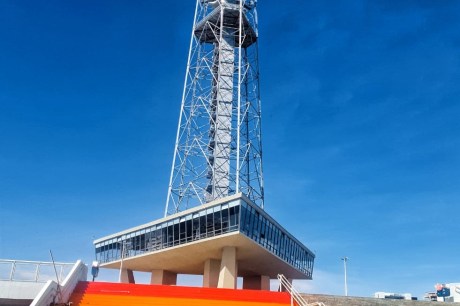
[341,257,349,296]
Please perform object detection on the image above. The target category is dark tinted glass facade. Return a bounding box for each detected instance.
[95,196,314,278]
[95,200,241,264]
[239,202,314,277]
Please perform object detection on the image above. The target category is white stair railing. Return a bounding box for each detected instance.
[31,260,87,306]
[277,274,326,306]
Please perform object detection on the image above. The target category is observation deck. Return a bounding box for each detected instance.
[94,194,315,287]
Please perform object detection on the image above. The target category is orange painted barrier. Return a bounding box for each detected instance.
[69,282,295,306]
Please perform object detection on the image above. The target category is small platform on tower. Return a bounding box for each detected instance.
[194,5,257,47]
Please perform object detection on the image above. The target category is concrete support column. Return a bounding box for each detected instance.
[120,269,135,284]
[150,269,177,285]
[243,275,270,290]
[203,259,220,288]
[218,246,237,289]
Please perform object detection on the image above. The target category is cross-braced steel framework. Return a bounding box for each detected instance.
[165,0,263,216]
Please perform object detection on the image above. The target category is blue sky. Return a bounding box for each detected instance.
[1,0,459,299]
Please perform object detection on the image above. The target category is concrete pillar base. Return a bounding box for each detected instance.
[120,269,135,284]
[243,275,270,290]
[217,246,237,289]
[150,269,177,285]
[203,259,220,288]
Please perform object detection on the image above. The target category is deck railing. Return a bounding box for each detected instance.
[0,259,75,283]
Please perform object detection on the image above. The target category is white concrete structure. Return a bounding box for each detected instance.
[0,281,44,303]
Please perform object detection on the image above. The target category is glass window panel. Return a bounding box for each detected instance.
[186,219,193,241]
[222,206,229,232]
[238,205,245,233]
[248,209,255,235]
[161,226,167,246]
[205,210,214,235]
[213,210,221,234]
[229,205,240,229]
[199,215,206,237]
[229,207,235,227]
[180,220,186,242]
[260,218,266,239]
[245,208,251,232]
[253,212,260,239]
[173,223,179,244]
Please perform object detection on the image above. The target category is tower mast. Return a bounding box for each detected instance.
[166,0,263,216]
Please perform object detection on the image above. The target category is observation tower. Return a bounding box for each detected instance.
[166,0,263,215]
[94,0,315,290]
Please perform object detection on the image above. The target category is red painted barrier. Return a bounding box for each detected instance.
[70,281,294,306]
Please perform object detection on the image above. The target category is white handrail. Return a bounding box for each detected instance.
[277,274,326,306]
[0,259,75,283]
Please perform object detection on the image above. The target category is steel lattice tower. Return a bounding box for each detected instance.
[165,0,263,216]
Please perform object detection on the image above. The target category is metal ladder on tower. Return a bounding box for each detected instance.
[277,274,326,306]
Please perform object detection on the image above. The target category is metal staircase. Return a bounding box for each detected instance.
[277,274,326,306]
